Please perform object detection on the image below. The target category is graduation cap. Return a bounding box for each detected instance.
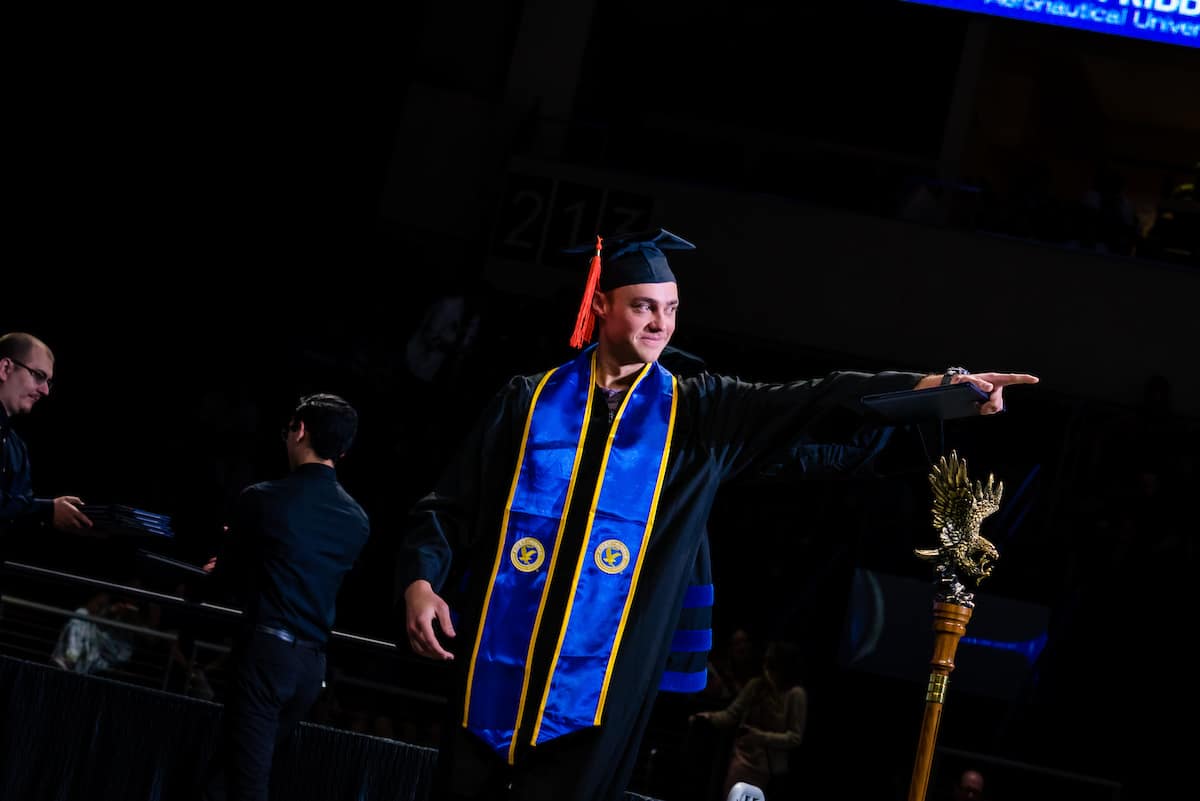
[565,228,696,349]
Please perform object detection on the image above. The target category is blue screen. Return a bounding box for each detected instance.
[902,0,1199,47]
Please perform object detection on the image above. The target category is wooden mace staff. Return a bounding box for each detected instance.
[907,452,1002,801]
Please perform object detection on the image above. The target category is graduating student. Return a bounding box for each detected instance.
[399,230,1037,801]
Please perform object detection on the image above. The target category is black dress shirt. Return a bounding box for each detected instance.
[0,406,53,537]
[218,462,370,644]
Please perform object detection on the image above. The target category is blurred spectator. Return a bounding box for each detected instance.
[403,294,481,385]
[1074,164,1137,257]
[898,177,949,227]
[693,641,808,800]
[1142,162,1198,265]
[51,590,160,675]
[700,627,760,708]
[947,768,987,801]
[1003,158,1063,243]
[1089,374,1193,497]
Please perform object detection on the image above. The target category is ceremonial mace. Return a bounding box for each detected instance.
[906,451,1002,801]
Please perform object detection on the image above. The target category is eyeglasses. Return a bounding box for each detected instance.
[9,359,54,389]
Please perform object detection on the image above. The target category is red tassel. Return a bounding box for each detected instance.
[569,235,603,349]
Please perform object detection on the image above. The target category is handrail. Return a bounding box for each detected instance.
[2,560,399,652]
[1,595,178,642]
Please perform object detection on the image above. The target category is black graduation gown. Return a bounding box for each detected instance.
[400,365,922,801]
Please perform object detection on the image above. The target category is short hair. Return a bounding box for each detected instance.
[291,393,358,461]
[0,332,51,363]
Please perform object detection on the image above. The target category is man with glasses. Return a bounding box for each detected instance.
[0,331,93,541]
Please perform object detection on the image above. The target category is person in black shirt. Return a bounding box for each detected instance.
[0,331,93,541]
[201,393,370,801]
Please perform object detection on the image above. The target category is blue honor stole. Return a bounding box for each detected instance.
[463,346,677,762]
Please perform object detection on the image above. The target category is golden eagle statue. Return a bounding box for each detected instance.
[914,451,1002,607]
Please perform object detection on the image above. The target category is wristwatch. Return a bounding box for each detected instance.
[941,366,970,386]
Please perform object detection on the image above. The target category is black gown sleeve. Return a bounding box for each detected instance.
[397,375,534,595]
[691,369,924,482]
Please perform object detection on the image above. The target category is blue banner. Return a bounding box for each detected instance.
[903,0,1199,47]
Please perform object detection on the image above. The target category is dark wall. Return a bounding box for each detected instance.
[5,5,1195,799]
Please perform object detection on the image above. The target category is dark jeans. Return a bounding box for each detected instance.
[200,631,326,801]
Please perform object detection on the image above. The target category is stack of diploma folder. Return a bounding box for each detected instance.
[81,504,175,539]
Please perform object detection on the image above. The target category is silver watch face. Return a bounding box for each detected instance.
[942,367,969,386]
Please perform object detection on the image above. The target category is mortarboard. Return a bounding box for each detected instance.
[565,228,696,348]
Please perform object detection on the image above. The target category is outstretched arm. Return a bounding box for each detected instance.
[699,368,1039,482]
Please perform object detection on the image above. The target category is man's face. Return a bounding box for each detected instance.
[282,419,303,468]
[953,771,985,801]
[594,282,679,365]
[0,346,54,416]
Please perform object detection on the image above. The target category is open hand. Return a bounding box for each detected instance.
[404,580,456,660]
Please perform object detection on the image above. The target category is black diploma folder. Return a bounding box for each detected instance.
[861,382,988,423]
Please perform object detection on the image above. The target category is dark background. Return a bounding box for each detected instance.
[4,2,1196,799]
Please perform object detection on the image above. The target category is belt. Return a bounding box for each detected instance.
[253,624,324,651]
